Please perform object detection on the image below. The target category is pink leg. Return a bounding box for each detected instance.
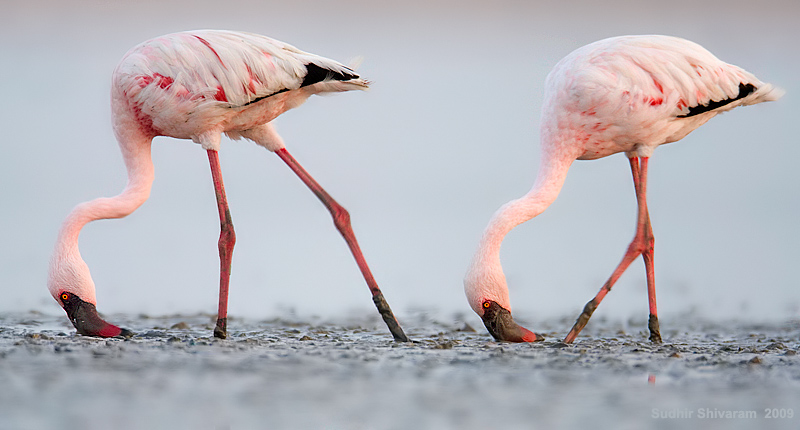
[207,150,236,339]
[564,157,661,343]
[633,158,661,342]
[275,148,409,342]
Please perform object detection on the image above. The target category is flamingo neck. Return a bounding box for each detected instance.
[48,132,154,303]
[465,154,572,315]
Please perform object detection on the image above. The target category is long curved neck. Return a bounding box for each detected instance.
[465,152,573,313]
[58,130,154,241]
[480,158,570,257]
[48,128,154,301]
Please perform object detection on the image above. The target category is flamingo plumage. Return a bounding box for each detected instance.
[48,30,409,341]
[463,35,783,343]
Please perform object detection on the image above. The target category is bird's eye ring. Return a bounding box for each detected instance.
[483,301,491,308]
[61,293,70,301]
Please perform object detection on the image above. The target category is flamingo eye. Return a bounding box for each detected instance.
[483,301,491,308]
[60,293,70,301]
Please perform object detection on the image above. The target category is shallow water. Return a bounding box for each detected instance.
[1,311,799,430]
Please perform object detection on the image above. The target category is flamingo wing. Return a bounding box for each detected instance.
[117,30,362,107]
[544,35,782,158]
[112,30,367,141]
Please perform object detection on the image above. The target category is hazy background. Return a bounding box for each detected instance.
[2,0,798,330]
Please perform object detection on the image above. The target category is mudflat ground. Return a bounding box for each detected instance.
[1,311,798,430]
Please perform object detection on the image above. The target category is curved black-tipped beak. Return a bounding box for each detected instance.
[481,300,544,343]
[60,292,133,338]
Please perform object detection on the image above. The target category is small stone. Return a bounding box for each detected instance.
[141,330,165,338]
[458,323,477,333]
[433,341,455,350]
[170,322,190,330]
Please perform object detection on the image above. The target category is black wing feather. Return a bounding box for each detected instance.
[300,63,359,88]
[677,83,756,118]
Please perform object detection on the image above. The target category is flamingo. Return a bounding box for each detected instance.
[47,30,409,341]
[464,35,782,344]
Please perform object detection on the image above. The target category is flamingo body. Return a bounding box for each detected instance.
[48,30,408,341]
[114,30,366,149]
[543,36,776,162]
[464,35,782,342]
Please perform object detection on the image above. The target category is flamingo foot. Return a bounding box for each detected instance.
[214,317,227,339]
[372,292,409,342]
[648,314,662,343]
[372,291,411,342]
[563,298,598,344]
[59,292,133,338]
[481,300,544,343]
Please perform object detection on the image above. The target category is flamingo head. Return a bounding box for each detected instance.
[464,261,544,343]
[48,252,133,338]
[55,291,133,338]
[479,300,544,343]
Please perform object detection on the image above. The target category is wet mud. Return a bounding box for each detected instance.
[1,311,799,430]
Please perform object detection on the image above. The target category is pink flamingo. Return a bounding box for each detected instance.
[464,35,782,343]
[48,30,408,341]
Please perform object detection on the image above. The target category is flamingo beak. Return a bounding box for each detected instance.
[59,292,134,338]
[480,300,544,342]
